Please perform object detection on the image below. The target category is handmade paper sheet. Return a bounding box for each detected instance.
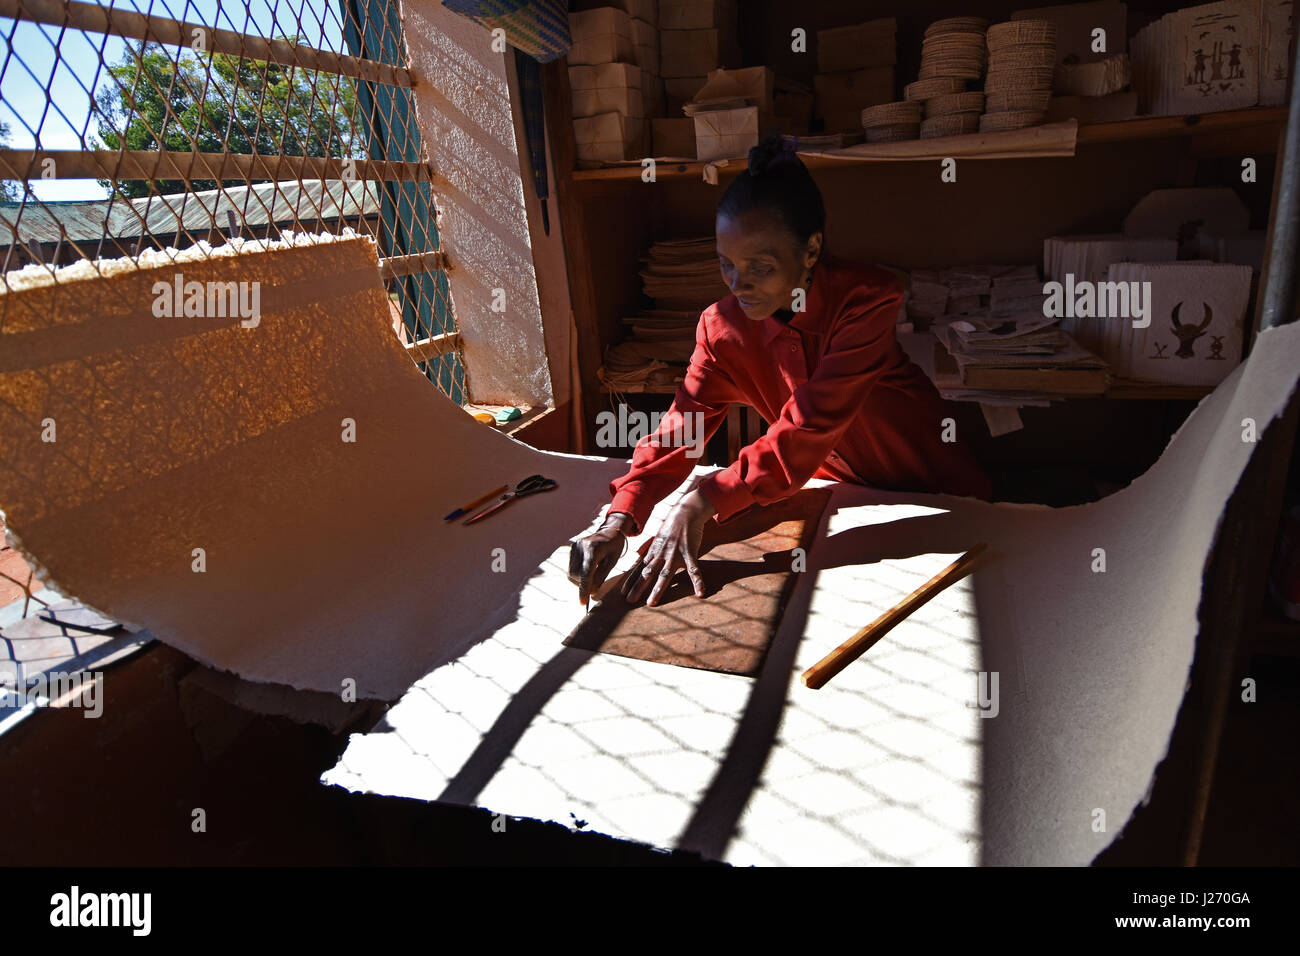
[4,229,1299,864]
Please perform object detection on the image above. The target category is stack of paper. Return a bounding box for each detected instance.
[935,319,1109,393]
[685,67,812,160]
[600,237,728,381]
[1101,261,1252,385]
[905,263,1046,327]
[1044,234,1179,284]
[1131,0,1264,116]
[637,237,729,309]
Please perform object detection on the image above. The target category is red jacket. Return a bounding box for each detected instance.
[608,253,993,533]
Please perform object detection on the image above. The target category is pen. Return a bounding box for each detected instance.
[444,484,508,521]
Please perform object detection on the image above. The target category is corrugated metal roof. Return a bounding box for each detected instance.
[0,179,383,245]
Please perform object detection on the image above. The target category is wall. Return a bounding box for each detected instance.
[505,52,574,412]
[401,0,553,406]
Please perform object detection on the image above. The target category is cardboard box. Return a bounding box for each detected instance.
[661,28,742,77]
[568,8,637,66]
[817,18,897,72]
[691,67,813,131]
[570,62,646,118]
[631,16,660,73]
[814,68,895,123]
[694,105,782,161]
[574,112,649,163]
[665,74,707,112]
[653,117,697,156]
[641,72,666,117]
[571,0,657,27]
[659,0,736,30]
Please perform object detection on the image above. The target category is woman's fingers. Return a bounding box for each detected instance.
[629,535,670,604]
[645,546,678,606]
[590,550,618,596]
[568,541,591,604]
[569,535,625,606]
[682,545,706,599]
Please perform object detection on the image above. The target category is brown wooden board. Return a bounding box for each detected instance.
[564,488,831,676]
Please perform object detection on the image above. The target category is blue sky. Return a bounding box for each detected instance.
[1,0,346,201]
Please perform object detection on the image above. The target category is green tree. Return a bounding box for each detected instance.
[0,119,19,201]
[94,39,364,198]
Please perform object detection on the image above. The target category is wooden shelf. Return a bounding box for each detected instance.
[1075,106,1288,145]
[600,371,1213,401]
[571,107,1288,182]
[1105,378,1215,400]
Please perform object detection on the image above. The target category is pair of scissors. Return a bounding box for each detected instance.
[462,474,558,525]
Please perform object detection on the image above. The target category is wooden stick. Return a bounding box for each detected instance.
[801,543,990,690]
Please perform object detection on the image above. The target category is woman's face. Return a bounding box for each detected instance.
[716,210,821,321]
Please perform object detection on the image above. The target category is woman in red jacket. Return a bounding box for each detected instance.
[570,134,992,608]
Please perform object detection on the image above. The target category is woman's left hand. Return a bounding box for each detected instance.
[622,489,718,606]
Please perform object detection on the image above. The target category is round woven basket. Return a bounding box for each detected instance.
[987,44,1057,71]
[924,91,985,116]
[925,16,991,38]
[922,34,986,54]
[861,100,923,126]
[864,122,921,143]
[984,67,1054,91]
[921,113,980,138]
[984,89,1052,112]
[978,109,1047,132]
[919,60,985,80]
[905,76,967,100]
[986,19,1057,51]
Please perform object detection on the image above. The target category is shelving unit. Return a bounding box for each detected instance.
[570,107,1288,182]
[541,2,1290,488]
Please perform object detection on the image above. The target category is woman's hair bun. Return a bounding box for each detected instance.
[746,131,796,176]
[719,130,825,247]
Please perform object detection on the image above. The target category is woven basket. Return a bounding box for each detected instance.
[987,44,1057,71]
[925,16,991,38]
[864,122,921,143]
[905,76,967,100]
[984,67,1054,91]
[924,91,985,116]
[986,19,1057,52]
[978,109,1047,132]
[921,113,980,137]
[984,89,1052,112]
[919,60,985,80]
[861,100,923,126]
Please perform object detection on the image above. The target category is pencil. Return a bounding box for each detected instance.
[444,484,508,521]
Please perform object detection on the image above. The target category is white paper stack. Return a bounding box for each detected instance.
[1043,235,1179,283]
[1103,261,1251,384]
[1261,0,1295,105]
[1054,54,1132,96]
[934,319,1109,394]
[1196,229,1268,269]
[685,67,812,159]
[906,263,1047,328]
[1131,0,1264,116]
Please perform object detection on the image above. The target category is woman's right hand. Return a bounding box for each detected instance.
[568,514,635,607]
